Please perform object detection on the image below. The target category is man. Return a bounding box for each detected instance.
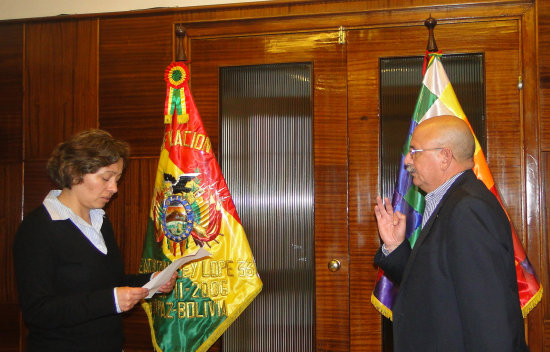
[374,115,528,351]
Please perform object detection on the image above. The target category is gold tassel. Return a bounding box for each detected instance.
[370,294,393,321]
[521,286,543,318]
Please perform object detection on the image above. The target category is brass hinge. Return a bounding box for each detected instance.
[338,26,346,45]
[518,76,523,90]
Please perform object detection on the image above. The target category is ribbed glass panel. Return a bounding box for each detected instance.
[379,54,485,198]
[219,63,314,352]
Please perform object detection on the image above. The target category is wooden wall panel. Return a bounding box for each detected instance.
[539,0,550,151]
[0,163,22,302]
[22,160,53,215]
[0,23,23,352]
[73,20,99,129]
[0,164,23,352]
[0,23,23,162]
[121,308,155,352]
[98,15,175,157]
[346,30,384,352]
[106,158,158,275]
[542,152,550,350]
[308,39,349,352]
[178,2,531,41]
[521,5,545,351]
[0,303,21,352]
[540,0,550,344]
[25,19,98,159]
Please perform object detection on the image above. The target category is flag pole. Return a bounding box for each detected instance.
[175,24,188,62]
[424,15,438,52]
[423,15,440,75]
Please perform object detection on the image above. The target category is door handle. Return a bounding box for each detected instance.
[327,259,341,272]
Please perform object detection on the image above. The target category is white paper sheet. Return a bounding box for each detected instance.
[142,247,211,298]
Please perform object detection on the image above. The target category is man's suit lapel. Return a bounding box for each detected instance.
[400,170,474,285]
[398,204,441,288]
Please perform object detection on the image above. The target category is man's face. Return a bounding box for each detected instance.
[404,127,443,193]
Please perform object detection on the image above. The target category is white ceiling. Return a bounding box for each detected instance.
[0,0,269,21]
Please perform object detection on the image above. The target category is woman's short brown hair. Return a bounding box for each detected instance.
[46,129,130,189]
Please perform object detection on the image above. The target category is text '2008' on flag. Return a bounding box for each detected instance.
[371,52,542,320]
[140,62,262,352]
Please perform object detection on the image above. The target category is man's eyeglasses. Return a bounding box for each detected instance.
[409,147,444,158]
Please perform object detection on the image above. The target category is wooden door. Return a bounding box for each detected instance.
[189,31,349,351]
[347,20,525,350]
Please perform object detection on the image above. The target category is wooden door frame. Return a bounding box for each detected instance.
[173,1,542,350]
[186,32,349,351]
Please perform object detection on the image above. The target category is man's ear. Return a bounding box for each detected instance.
[440,148,453,170]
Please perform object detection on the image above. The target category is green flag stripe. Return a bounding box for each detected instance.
[400,86,438,155]
[403,184,424,213]
[403,185,425,248]
[412,85,438,123]
[152,277,226,352]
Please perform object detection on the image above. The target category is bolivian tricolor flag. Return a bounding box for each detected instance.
[140,62,262,352]
[371,52,542,320]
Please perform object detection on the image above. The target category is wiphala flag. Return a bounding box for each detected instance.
[371,53,542,320]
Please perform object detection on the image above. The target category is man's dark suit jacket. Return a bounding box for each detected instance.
[375,170,528,352]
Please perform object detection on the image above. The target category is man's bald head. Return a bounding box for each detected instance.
[416,115,475,167]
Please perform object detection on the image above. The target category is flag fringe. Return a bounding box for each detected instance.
[370,285,542,322]
[370,293,393,321]
[521,286,543,318]
[141,301,163,352]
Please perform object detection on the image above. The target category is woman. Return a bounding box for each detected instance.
[13,129,175,352]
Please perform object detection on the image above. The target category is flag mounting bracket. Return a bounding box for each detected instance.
[424,15,438,52]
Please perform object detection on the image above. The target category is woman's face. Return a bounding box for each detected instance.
[71,159,124,210]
